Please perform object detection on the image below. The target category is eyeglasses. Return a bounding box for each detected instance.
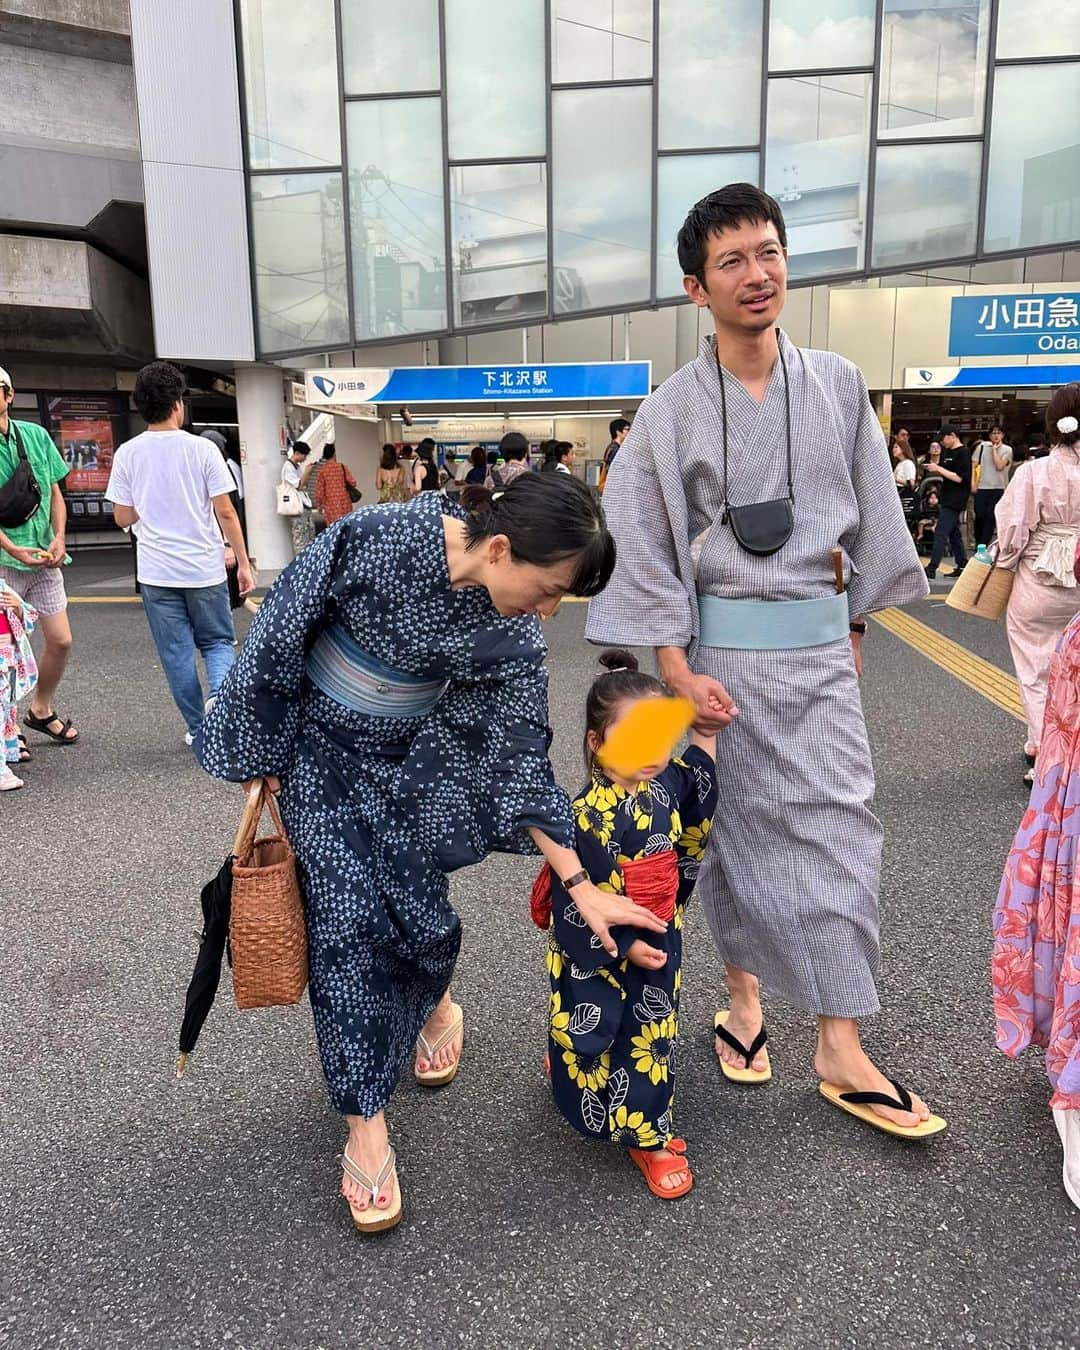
[705,243,785,274]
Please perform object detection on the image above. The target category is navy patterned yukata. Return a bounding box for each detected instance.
[547,746,718,1150]
[196,493,574,1118]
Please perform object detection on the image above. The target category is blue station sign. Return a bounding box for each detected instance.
[949,293,1080,357]
[305,361,652,406]
[906,364,1080,389]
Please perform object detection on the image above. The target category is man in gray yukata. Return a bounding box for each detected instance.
[587,183,939,1135]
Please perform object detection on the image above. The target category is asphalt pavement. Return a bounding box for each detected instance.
[1,550,1077,1350]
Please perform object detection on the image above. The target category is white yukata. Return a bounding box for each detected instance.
[587,332,928,1018]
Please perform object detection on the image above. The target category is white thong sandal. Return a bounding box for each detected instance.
[414,1001,464,1087]
[340,1145,402,1234]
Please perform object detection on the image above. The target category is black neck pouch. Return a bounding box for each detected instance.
[0,422,42,529]
[717,336,794,558]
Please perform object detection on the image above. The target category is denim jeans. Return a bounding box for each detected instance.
[141,582,235,734]
[928,506,968,574]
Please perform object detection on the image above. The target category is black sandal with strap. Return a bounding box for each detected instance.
[715,1019,769,1068]
[818,1075,948,1138]
[16,733,31,763]
[24,709,79,745]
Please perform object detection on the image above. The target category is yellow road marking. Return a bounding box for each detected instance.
[871,607,1024,722]
[68,596,142,604]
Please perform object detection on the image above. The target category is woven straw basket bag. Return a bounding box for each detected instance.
[230,780,308,1010]
[945,553,1014,620]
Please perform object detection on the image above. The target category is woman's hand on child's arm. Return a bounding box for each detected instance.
[1,586,22,617]
[625,939,667,971]
[527,828,667,957]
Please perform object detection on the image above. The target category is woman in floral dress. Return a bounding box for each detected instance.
[540,651,718,1198]
[993,590,1080,1210]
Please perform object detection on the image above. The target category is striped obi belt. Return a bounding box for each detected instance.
[306,623,448,718]
[530,850,679,930]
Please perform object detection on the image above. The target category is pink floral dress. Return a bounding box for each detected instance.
[1,597,38,764]
[993,612,1080,1109]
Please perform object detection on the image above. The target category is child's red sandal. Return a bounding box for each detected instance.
[629,1142,694,1199]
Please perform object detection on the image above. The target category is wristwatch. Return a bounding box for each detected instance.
[561,869,588,891]
[849,620,867,635]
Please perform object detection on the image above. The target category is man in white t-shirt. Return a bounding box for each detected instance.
[282,443,317,554]
[106,361,254,745]
[973,424,1014,547]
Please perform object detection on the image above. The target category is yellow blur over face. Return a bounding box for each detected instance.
[596,696,695,781]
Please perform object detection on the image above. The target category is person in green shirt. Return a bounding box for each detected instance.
[0,366,79,747]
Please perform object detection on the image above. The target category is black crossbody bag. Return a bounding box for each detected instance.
[0,422,43,528]
[717,336,795,557]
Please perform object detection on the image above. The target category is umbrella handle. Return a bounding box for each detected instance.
[233,779,266,859]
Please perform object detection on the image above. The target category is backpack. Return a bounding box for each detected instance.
[0,423,42,528]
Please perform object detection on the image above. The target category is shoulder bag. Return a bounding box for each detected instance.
[0,423,43,528]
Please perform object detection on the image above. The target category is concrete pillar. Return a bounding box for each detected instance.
[333,416,383,504]
[235,363,291,573]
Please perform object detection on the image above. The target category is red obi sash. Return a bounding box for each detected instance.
[530,850,678,930]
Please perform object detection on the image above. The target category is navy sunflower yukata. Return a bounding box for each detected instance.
[546,748,718,1150]
[196,493,574,1118]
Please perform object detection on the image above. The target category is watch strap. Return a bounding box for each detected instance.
[561,869,588,891]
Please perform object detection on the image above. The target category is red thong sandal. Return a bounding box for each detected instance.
[629,1141,694,1200]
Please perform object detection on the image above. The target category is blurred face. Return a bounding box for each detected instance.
[588,694,668,787]
[0,382,13,420]
[479,536,578,619]
[683,219,787,336]
[929,443,941,458]
[990,429,1003,444]
[943,433,960,450]
[562,446,575,467]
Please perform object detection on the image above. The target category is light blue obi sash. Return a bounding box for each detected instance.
[307,624,448,717]
[697,592,849,651]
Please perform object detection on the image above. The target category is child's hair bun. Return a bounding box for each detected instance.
[598,649,639,674]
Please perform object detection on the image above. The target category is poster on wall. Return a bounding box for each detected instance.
[46,395,128,533]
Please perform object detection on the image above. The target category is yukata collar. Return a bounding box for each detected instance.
[591,766,651,799]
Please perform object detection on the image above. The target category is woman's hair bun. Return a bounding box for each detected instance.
[598,648,639,674]
[460,484,495,513]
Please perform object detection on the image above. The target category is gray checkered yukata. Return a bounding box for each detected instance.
[587,333,928,1018]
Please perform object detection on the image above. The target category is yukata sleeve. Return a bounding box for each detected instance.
[585,405,694,648]
[840,366,929,615]
[551,828,634,969]
[194,519,357,781]
[994,464,1037,570]
[401,629,575,870]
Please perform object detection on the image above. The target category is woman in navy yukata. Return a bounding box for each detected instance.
[195,474,667,1233]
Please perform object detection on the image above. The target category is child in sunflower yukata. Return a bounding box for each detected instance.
[541,650,718,1198]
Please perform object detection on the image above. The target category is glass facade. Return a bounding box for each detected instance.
[235,0,1080,356]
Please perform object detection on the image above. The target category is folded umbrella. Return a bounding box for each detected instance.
[176,783,265,1077]
[176,857,233,1077]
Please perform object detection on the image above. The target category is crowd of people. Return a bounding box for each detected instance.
[0,183,1076,1221]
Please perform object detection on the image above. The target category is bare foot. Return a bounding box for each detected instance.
[652,1148,691,1191]
[415,993,463,1075]
[341,1112,395,1214]
[814,1044,930,1130]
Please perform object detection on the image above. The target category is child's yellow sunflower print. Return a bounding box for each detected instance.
[585,778,621,812]
[608,1106,661,1148]
[562,1048,611,1092]
[631,1016,676,1085]
[679,817,711,861]
[575,798,616,846]
[545,934,564,979]
[549,990,573,1049]
[625,790,653,831]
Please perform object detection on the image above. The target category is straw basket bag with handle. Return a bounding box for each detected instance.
[945,550,1015,620]
[230,780,308,1010]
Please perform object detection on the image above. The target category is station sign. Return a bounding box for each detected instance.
[905,364,1080,389]
[304,361,651,406]
[949,292,1080,357]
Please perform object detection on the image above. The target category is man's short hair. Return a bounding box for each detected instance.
[610,417,631,441]
[677,183,788,283]
[417,437,436,453]
[134,361,187,424]
[499,431,528,461]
